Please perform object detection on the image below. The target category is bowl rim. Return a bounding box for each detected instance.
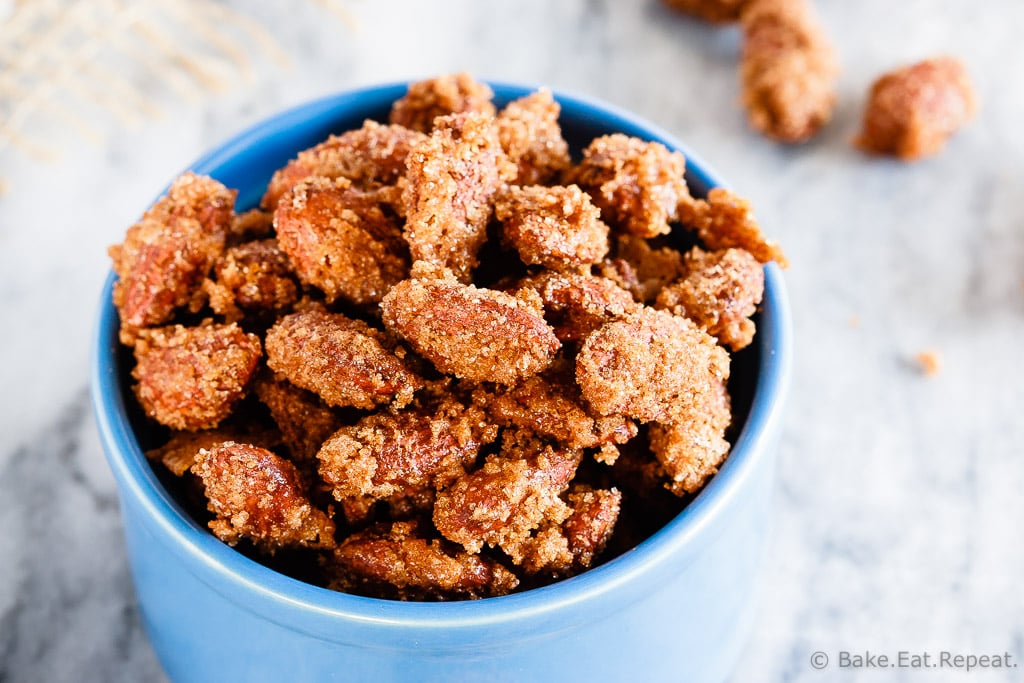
[91,80,792,636]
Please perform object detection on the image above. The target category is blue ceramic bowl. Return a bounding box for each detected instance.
[91,82,792,683]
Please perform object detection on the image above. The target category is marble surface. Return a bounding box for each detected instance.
[2,1,1023,681]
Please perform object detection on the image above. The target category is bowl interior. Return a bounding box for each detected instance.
[93,82,791,630]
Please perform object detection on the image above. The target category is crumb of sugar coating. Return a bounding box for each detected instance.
[914,350,942,377]
[193,442,335,553]
[856,57,976,161]
[389,73,497,133]
[740,0,837,143]
[265,309,422,410]
[131,322,261,431]
[656,247,764,351]
[381,274,560,385]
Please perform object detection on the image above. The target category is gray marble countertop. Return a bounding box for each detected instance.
[2,1,1022,681]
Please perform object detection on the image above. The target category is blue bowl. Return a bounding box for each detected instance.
[91,82,792,683]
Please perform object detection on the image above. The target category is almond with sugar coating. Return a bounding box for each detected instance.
[192,442,335,553]
[328,520,518,600]
[132,322,261,431]
[265,309,422,410]
[576,307,729,424]
[381,273,560,384]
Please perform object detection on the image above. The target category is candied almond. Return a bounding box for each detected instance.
[655,246,765,351]
[131,322,262,431]
[402,112,514,282]
[261,120,426,210]
[740,0,837,143]
[317,397,497,502]
[856,57,976,161]
[514,270,639,343]
[576,307,729,423]
[328,520,518,600]
[677,188,787,266]
[193,442,335,553]
[265,309,422,410]
[253,372,342,463]
[110,173,235,331]
[648,374,732,495]
[471,374,635,454]
[495,184,609,271]
[204,238,299,321]
[380,274,560,385]
[570,134,690,237]
[389,73,497,133]
[496,88,572,185]
[274,176,408,305]
[433,435,580,556]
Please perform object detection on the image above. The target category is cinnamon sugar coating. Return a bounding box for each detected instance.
[496,89,572,186]
[433,435,581,558]
[131,322,262,431]
[389,73,497,133]
[261,120,426,211]
[515,485,622,575]
[253,372,342,463]
[192,442,336,553]
[570,134,690,237]
[662,0,745,23]
[204,238,299,322]
[402,112,514,282]
[656,247,765,351]
[740,0,837,143]
[328,520,518,600]
[274,177,408,305]
[380,273,560,384]
[648,374,732,495]
[678,188,787,266]
[471,374,636,458]
[598,234,687,303]
[265,309,422,410]
[515,270,639,343]
[109,173,235,333]
[856,57,976,161]
[317,397,498,502]
[496,184,609,271]
[576,307,730,424]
